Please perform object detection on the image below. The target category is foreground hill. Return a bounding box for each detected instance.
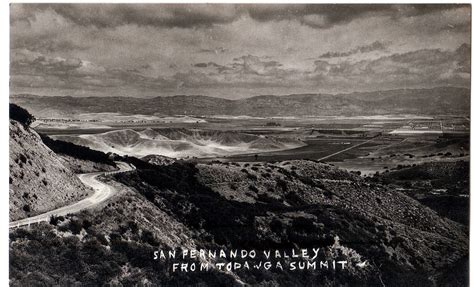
[378,161,469,225]
[9,120,90,221]
[11,87,470,117]
[10,158,468,286]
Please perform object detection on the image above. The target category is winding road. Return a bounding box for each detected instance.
[9,161,135,229]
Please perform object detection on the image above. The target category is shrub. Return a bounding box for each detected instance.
[299,176,314,186]
[10,104,35,127]
[269,218,284,232]
[291,217,317,233]
[276,178,288,192]
[19,154,27,163]
[49,215,60,226]
[40,134,116,167]
[247,173,257,180]
[323,190,334,199]
[83,219,92,230]
[248,185,258,193]
[68,219,83,235]
[141,230,158,245]
[285,191,303,205]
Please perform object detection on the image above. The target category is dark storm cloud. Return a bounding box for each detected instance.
[320,41,388,58]
[194,63,208,68]
[11,4,466,29]
[304,4,468,29]
[245,4,390,28]
[11,4,240,28]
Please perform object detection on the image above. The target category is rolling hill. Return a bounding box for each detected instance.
[53,128,304,158]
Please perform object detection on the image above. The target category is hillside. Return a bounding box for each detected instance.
[116,159,468,285]
[9,120,91,221]
[10,159,468,285]
[11,87,470,117]
[378,161,469,225]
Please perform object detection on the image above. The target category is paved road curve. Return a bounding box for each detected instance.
[9,161,135,229]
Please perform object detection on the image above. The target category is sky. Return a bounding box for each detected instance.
[10,4,471,99]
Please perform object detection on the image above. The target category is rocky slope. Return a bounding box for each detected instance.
[9,119,90,221]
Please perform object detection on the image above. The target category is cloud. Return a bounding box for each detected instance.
[9,4,470,98]
[11,49,82,75]
[310,44,470,89]
[246,4,390,28]
[319,41,388,58]
[11,4,241,28]
[192,56,286,77]
[189,44,469,90]
[193,63,208,68]
[11,4,466,29]
[11,43,470,95]
[198,47,228,54]
[231,55,284,75]
[10,49,173,91]
[241,4,465,29]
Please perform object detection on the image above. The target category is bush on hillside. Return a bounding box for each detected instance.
[40,134,116,167]
[10,104,35,127]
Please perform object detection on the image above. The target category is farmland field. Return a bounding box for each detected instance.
[37,114,469,176]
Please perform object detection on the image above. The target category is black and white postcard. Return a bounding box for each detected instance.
[8,3,471,286]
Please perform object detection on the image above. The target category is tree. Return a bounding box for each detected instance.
[10,104,35,127]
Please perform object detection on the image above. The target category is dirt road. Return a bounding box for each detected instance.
[9,161,134,228]
[317,136,379,161]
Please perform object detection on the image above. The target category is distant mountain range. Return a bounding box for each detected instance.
[11,87,470,117]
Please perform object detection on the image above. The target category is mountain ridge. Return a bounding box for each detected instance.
[11,86,470,117]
